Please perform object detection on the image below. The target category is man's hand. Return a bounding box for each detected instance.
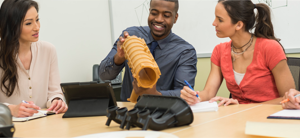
[132,78,161,96]
[114,31,129,65]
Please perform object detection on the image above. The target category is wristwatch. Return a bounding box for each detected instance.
[51,97,62,102]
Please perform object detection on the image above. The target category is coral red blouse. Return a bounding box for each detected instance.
[211,37,286,104]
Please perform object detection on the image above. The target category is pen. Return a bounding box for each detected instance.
[22,100,45,115]
[280,94,300,104]
[184,80,200,100]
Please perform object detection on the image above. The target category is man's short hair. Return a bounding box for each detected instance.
[150,0,179,13]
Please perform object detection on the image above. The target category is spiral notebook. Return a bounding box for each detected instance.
[267,109,300,120]
[12,110,55,122]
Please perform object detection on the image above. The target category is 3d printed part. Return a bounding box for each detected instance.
[122,36,161,103]
[106,95,194,130]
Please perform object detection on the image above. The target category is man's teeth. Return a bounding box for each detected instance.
[155,25,162,28]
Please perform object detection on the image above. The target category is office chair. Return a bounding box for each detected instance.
[93,64,100,82]
[287,57,300,91]
[93,64,122,84]
[93,64,122,101]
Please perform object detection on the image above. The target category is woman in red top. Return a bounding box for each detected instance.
[180,0,295,106]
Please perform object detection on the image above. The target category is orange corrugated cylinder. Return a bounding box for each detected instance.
[122,36,161,103]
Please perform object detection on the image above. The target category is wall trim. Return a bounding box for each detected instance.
[197,53,212,58]
[197,48,300,58]
[285,48,300,54]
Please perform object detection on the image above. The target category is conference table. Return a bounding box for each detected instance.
[13,98,300,138]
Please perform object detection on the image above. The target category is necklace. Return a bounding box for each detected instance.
[231,34,254,61]
[232,34,253,49]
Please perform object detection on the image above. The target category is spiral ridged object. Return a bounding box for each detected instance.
[122,36,161,103]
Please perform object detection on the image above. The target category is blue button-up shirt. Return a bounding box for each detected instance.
[99,26,197,101]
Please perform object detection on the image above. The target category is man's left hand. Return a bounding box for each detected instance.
[132,79,162,96]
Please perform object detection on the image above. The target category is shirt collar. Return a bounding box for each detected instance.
[146,30,174,50]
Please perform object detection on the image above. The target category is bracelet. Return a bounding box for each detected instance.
[51,98,62,102]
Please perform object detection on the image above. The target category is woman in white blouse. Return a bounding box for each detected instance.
[0,0,68,117]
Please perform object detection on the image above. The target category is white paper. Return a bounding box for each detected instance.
[190,101,218,113]
[12,110,55,122]
[269,109,300,117]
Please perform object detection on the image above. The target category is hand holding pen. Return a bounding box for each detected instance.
[184,80,200,99]
[281,89,300,109]
[22,100,45,115]
[180,80,201,105]
[8,100,40,117]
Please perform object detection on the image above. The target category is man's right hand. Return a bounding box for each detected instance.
[8,101,40,117]
[114,31,129,65]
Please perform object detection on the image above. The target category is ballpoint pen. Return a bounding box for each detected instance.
[184,80,200,100]
[280,94,300,103]
[22,100,45,115]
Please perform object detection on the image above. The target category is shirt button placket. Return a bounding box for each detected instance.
[29,75,32,99]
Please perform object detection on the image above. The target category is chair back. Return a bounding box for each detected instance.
[93,64,122,84]
[287,57,300,91]
[93,64,99,82]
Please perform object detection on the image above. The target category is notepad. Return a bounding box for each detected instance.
[245,121,300,138]
[267,109,300,120]
[12,110,55,122]
[190,101,218,113]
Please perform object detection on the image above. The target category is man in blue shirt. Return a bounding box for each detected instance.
[99,0,197,101]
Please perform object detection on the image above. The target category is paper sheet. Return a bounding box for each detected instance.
[12,110,55,122]
[190,101,218,113]
[269,109,300,117]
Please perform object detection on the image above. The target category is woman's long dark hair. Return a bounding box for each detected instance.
[0,0,38,97]
[218,0,285,51]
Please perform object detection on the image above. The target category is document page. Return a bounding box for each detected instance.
[190,101,218,113]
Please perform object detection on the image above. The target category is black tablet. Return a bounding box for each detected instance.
[60,82,117,117]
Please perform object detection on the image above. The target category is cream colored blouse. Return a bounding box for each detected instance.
[0,41,64,108]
